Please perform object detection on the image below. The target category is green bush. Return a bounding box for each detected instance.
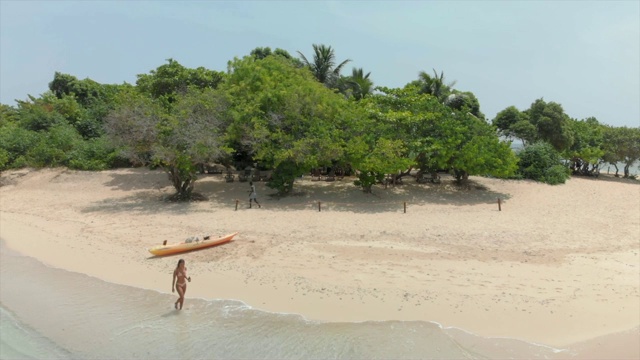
[267,160,305,195]
[26,124,82,167]
[74,117,104,139]
[0,148,9,170]
[353,170,385,193]
[0,124,39,165]
[544,164,570,185]
[19,105,66,132]
[27,142,66,167]
[67,137,115,170]
[517,142,569,185]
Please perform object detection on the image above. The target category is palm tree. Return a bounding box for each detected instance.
[297,44,351,88]
[418,69,456,102]
[346,67,373,100]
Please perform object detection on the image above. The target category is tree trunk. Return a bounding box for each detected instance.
[167,167,195,200]
[612,163,619,177]
[454,169,468,183]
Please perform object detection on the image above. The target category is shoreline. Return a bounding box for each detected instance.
[1,239,638,360]
[2,238,638,359]
[1,168,639,351]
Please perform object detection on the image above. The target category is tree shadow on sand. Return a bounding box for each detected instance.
[197,175,512,214]
[103,168,171,192]
[83,171,512,215]
[80,191,212,215]
[572,173,640,186]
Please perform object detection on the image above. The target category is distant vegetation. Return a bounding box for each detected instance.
[1,44,638,199]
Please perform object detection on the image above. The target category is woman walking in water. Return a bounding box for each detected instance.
[172,259,191,310]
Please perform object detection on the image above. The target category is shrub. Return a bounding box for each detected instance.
[353,171,385,193]
[0,148,9,171]
[517,142,569,185]
[267,160,305,195]
[12,156,29,168]
[544,164,570,185]
[67,136,131,170]
[19,104,66,132]
[26,124,82,167]
[0,124,39,166]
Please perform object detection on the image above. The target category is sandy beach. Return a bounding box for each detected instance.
[1,167,638,357]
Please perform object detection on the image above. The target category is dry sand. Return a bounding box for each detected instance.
[0,168,638,354]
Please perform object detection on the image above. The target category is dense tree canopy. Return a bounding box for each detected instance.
[1,43,638,200]
[223,55,355,194]
[525,99,574,152]
[358,85,517,184]
[136,58,225,106]
[493,100,639,180]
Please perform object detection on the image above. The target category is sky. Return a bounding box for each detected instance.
[1,0,639,127]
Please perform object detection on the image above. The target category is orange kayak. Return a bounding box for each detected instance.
[148,232,238,256]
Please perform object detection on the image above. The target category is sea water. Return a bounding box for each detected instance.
[0,243,565,360]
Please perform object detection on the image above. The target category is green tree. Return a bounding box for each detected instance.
[0,104,18,127]
[223,55,354,194]
[449,116,519,181]
[15,93,66,132]
[360,85,517,183]
[602,126,640,178]
[493,106,521,134]
[492,106,536,146]
[49,72,108,107]
[105,88,231,200]
[417,69,456,102]
[27,123,83,167]
[297,44,351,88]
[565,117,604,176]
[509,120,537,147]
[444,90,483,119]
[136,59,225,107]
[250,46,301,66]
[525,99,574,152]
[250,46,274,60]
[350,138,413,193]
[48,72,130,138]
[344,67,374,101]
[0,122,39,169]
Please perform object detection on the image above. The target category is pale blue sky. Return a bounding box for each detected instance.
[1,0,638,127]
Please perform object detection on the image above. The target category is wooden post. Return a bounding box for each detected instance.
[318,201,321,212]
[497,198,502,211]
[404,201,407,213]
[235,199,239,211]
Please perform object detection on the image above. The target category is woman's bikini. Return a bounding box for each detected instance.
[176,268,188,288]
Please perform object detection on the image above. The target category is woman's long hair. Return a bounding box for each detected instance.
[176,259,185,270]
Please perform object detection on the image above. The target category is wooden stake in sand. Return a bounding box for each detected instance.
[235,199,239,211]
[404,201,407,213]
[498,198,502,211]
[318,201,322,212]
